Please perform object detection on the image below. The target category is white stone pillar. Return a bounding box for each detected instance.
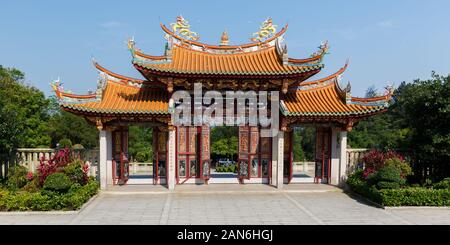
[271,133,278,187]
[330,128,348,186]
[339,131,348,186]
[99,130,108,190]
[167,129,176,190]
[271,131,284,189]
[330,128,340,185]
[277,131,284,189]
[105,131,113,186]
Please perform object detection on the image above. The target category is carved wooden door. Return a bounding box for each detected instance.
[315,127,331,183]
[238,126,259,181]
[153,128,168,185]
[284,131,293,183]
[199,126,211,181]
[112,127,129,185]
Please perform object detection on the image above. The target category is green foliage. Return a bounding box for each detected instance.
[63,160,86,185]
[58,138,72,148]
[6,165,29,190]
[135,149,152,162]
[385,158,412,177]
[433,178,450,190]
[21,178,40,193]
[46,104,98,148]
[0,178,99,211]
[395,74,450,181]
[128,126,152,162]
[293,127,315,161]
[216,164,237,173]
[43,173,72,193]
[376,181,400,190]
[0,66,51,165]
[349,73,450,181]
[379,188,450,206]
[346,170,381,202]
[211,127,238,159]
[370,165,406,189]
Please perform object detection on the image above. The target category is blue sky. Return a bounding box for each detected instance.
[1,0,450,97]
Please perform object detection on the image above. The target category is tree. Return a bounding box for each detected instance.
[46,97,98,148]
[128,125,153,162]
[348,73,450,181]
[394,73,450,181]
[211,127,238,160]
[1,66,52,167]
[292,127,315,161]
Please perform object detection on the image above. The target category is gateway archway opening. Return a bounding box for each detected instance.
[210,126,239,183]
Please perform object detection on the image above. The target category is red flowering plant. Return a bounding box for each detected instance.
[362,167,376,180]
[26,172,34,181]
[82,162,90,184]
[37,148,72,186]
[361,150,404,171]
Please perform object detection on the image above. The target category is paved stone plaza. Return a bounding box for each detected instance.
[1,184,449,225]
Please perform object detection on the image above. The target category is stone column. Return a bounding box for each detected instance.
[277,131,284,189]
[330,128,348,186]
[167,128,176,190]
[330,127,340,185]
[271,131,284,189]
[99,130,110,190]
[105,131,113,186]
[339,131,348,186]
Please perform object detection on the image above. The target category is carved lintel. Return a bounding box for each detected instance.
[269,79,282,86]
[158,126,169,132]
[282,79,289,94]
[174,78,187,86]
[156,117,171,125]
[96,118,103,131]
[342,119,356,132]
[167,77,174,93]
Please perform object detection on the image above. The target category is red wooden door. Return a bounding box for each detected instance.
[153,128,168,185]
[112,127,129,185]
[284,131,293,184]
[199,126,211,181]
[315,127,331,183]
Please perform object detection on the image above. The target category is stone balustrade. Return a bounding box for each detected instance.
[346,148,369,174]
[1,148,369,179]
[0,148,155,179]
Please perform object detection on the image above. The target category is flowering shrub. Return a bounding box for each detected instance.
[37,148,72,186]
[26,172,34,181]
[362,150,404,171]
[362,167,376,180]
[385,157,413,178]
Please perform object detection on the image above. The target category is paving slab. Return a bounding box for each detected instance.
[1,185,449,225]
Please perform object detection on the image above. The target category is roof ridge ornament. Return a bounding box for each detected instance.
[170,15,199,41]
[220,29,229,45]
[251,17,278,42]
[50,77,63,99]
[127,37,136,57]
[312,40,329,59]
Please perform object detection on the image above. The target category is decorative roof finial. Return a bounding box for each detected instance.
[170,15,199,41]
[220,29,229,45]
[251,17,277,42]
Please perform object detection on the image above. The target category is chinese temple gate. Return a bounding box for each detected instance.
[52,17,392,190]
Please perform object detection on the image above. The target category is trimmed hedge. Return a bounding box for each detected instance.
[0,178,99,211]
[379,188,450,206]
[43,173,72,193]
[347,171,450,206]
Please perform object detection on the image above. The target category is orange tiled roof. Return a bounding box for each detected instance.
[60,81,169,115]
[282,73,390,117]
[133,45,323,76]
